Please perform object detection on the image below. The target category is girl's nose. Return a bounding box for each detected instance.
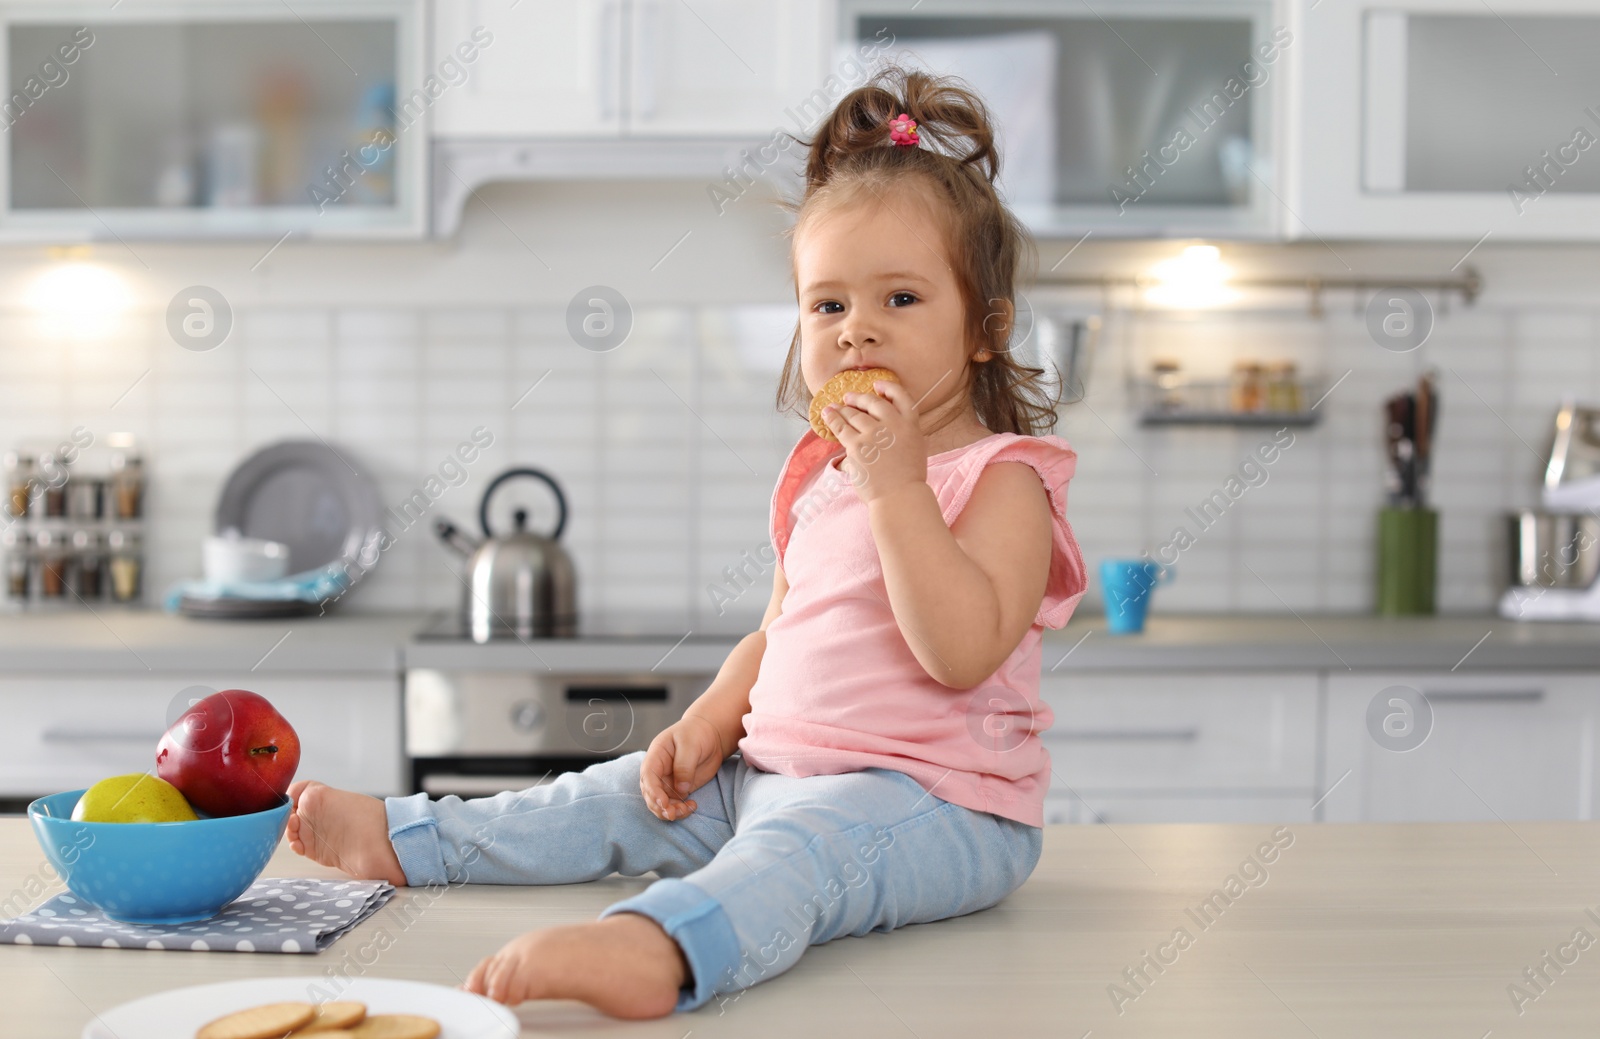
[838,316,880,350]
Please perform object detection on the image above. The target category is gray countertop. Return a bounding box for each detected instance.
[0,609,1595,675]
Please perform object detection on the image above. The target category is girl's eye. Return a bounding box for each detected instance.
[814,300,844,315]
[888,292,918,307]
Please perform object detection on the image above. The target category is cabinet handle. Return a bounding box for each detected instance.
[599,0,622,121]
[42,728,168,743]
[1053,728,1200,742]
[1422,690,1544,704]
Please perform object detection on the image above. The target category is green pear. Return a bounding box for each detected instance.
[72,773,199,823]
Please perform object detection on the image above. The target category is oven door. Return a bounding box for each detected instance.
[403,668,712,796]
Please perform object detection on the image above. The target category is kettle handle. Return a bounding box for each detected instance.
[480,468,568,541]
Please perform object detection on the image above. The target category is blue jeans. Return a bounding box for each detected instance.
[384,750,1043,1013]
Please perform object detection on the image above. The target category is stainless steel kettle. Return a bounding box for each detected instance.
[435,467,577,641]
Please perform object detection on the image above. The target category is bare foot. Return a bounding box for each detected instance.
[461,913,692,1019]
[286,780,408,887]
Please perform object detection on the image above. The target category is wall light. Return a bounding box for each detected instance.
[27,260,133,338]
[1144,244,1237,309]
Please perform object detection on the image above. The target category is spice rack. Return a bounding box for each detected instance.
[1135,359,1324,428]
[2,433,146,610]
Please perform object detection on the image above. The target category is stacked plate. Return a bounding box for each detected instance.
[179,441,384,619]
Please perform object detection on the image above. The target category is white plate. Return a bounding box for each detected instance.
[83,976,519,1039]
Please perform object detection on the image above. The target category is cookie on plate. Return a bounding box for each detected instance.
[295,1002,368,1032]
[347,1015,442,1039]
[809,368,899,441]
[195,1002,316,1039]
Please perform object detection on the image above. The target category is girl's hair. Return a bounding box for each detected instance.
[775,63,1059,437]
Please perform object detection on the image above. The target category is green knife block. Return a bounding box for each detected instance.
[1376,507,1437,615]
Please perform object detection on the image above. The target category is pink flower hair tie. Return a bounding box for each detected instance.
[888,113,919,148]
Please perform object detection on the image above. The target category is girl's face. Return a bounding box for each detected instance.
[793,187,979,424]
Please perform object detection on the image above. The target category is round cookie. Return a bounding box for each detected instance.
[196,1002,315,1039]
[297,1002,368,1032]
[809,367,899,441]
[348,1015,442,1039]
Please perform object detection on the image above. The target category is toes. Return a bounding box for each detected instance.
[287,779,316,806]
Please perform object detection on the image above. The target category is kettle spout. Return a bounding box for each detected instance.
[434,518,480,558]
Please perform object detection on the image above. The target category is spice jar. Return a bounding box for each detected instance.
[66,475,102,520]
[1265,361,1303,413]
[37,451,68,518]
[1150,358,1186,412]
[1229,361,1264,413]
[2,527,27,602]
[69,528,104,600]
[33,527,67,599]
[4,450,35,520]
[108,528,143,603]
[110,446,144,520]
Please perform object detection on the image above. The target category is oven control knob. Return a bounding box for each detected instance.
[510,700,544,732]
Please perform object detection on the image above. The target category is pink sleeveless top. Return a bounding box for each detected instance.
[736,428,1089,827]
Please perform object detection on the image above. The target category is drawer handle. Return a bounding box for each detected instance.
[1054,728,1200,742]
[1422,690,1544,704]
[41,728,168,743]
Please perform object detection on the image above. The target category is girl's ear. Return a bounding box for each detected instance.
[979,297,1014,361]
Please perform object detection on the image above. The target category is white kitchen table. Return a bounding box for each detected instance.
[3,816,1598,1037]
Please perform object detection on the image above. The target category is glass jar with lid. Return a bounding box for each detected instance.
[4,450,35,520]
[1149,358,1186,412]
[2,526,27,603]
[1264,361,1303,413]
[69,528,104,600]
[33,527,67,599]
[108,528,143,603]
[1229,361,1265,413]
[110,444,144,520]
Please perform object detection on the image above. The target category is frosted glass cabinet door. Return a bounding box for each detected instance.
[842,0,1286,238]
[0,0,428,239]
[1297,0,1600,241]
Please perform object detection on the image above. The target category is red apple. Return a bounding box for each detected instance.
[156,689,300,817]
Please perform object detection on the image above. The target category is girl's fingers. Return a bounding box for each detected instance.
[463,954,490,993]
[843,391,894,421]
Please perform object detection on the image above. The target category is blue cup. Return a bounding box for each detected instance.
[1099,559,1175,634]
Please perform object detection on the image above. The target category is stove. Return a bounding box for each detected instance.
[404,610,748,798]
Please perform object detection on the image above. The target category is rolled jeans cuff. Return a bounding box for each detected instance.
[384,791,450,888]
[598,878,742,1013]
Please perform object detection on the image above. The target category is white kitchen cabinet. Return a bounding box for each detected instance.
[0,0,429,240]
[842,0,1291,238]
[430,0,621,138]
[1321,671,1600,822]
[0,675,402,799]
[1038,670,1320,822]
[1292,0,1600,240]
[431,0,827,139]
[628,0,825,136]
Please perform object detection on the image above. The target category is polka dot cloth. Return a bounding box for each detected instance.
[0,878,394,954]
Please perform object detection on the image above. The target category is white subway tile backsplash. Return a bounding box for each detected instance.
[0,293,1582,618]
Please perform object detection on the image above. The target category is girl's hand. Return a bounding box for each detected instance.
[821,379,926,504]
[640,714,727,821]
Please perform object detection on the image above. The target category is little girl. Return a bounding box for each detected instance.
[286,64,1087,1020]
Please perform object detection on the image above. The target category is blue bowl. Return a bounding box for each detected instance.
[28,789,290,925]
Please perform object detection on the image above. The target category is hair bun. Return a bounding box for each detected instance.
[802,63,1000,192]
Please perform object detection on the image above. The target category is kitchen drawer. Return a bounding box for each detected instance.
[1323,671,1600,823]
[0,675,402,799]
[1039,671,1319,792]
[1042,795,1314,826]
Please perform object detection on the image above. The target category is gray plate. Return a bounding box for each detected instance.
[214,440,383,582]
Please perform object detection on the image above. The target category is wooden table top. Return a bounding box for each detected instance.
[4,816,1599,1038]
